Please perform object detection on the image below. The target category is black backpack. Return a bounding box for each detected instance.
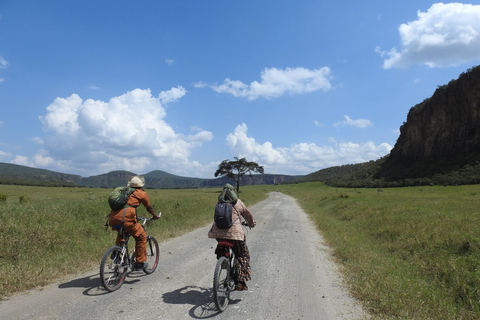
[108,186,136,210]
[214,183,240,229]
[214,202,239,229]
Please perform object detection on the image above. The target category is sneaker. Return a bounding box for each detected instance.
[134,262,148,271]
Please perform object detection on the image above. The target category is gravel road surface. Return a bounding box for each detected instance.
[1,192,369,319]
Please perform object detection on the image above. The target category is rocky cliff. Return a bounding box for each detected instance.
[380,65,480,179]
[393,66,480,159]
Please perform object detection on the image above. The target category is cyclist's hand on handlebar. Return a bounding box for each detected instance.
[249,220,256,228]
[153,212,161,220]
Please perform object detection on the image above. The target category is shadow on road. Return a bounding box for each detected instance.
[57,271,145,296]
[162,285,241,318]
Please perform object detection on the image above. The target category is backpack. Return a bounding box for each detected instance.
[108,186,136,210]
[217,183,238,204]
[214,202,239,229]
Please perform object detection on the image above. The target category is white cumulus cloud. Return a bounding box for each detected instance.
[226,123,391,175]
[334,115,373,128]
[378,3,480,68]
[211,67,333,100]
[159,86,187,104]
[36,88,212,176]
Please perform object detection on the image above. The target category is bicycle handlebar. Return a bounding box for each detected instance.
[242,220,257,229]
[138,212,161,225]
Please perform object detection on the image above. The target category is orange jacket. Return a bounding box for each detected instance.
[109,188,153,225]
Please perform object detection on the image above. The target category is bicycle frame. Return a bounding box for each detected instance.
[217,240,237,286]
[212,240,238,311]
[117,217,153,270]
[100,215,160,292]
[117,232,135,271]
[212,220,250,311]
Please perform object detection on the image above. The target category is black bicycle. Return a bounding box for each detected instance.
[212,221,249,312]
[100,216,160,292]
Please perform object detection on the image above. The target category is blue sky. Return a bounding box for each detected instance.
[1,1,480,179]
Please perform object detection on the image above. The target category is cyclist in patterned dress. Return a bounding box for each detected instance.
[208,186,256,291]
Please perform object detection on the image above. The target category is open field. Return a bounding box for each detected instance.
[2,182,480,319]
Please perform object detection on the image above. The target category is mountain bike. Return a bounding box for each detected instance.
[212,221,249,312]
[100,215,160,292]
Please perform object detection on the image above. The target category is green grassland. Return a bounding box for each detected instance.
[278,182,480,320]
[2,183,480,319]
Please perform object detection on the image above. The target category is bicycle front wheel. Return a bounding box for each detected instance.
[144,236,159,274]
[213,256,231,312]
[100,246,128,292]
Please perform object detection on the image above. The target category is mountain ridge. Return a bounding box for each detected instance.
[0,162,300,189]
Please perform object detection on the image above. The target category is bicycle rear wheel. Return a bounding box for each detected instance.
[213,256,231,312]
[144,236,159,274]
[100,246,128,292]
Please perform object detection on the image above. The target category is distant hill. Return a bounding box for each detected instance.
[0,163,83,187]
[80,170,138,188]
[296,65,480,188]
[0,162,300,189]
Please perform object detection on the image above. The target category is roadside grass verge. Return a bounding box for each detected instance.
[279,182,480,320]
[0,185,270,300]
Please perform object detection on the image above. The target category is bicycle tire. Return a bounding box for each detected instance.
[100,246,128,292]
[213,256,230,312]
[143,236,159,274]
[231,256,239,285]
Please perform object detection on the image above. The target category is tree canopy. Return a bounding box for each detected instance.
[214,157,264,191]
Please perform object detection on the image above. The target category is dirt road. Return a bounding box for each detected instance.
[1,192,368,319]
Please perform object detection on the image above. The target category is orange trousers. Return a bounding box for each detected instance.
[115,222,147,263]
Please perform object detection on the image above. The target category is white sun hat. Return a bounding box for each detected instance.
[128,175,145,188]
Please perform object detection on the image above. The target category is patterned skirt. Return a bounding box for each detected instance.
[216,238,251,283]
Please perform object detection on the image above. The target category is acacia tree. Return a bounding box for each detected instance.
[214,157,264,192]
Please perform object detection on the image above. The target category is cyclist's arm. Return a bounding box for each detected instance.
[137,190,160,219]
[236,199,256,228]
[146,205,159,219]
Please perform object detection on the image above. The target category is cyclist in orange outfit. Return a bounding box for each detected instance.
[109,175,159,270]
